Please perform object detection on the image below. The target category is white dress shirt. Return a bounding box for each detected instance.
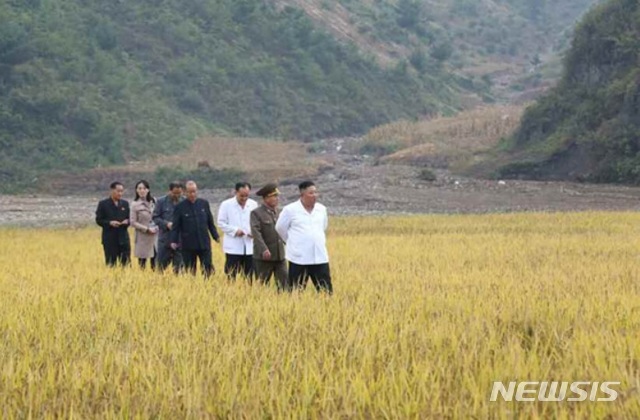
[275,200,329,265]
[217,197,258,255]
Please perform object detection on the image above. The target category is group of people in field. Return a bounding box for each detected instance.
[95,179,332,293]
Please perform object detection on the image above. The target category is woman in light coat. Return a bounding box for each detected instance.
[130,180,158,269]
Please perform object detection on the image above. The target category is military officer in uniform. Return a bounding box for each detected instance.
[250,183,288,291]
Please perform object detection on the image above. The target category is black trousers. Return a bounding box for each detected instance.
[182,249,214,278]
[288,262,333,294]
[254,259,288,291]
[138,256,156,270]
[103,242,131,267]
[224,254,254,281]
[157,245,183,274]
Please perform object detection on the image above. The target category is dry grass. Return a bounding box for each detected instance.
[361,105,524,169]
[137,136,325,182]
[44,136,326,192]
[1,213,639,417]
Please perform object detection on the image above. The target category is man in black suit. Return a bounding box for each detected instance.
[153,181,185,273]
[170,180,220,277]
[95,181,131,266]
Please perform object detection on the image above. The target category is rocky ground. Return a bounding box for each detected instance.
[2,141,640,227]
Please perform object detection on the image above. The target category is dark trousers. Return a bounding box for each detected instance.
[288,262,333,294]
[224,254,254,281]
[157,245,183,274]
[182,249,214,278]
[103,242,131,267]
[138,256,156,270]
[254,259,288,291]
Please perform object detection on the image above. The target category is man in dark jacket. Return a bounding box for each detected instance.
[153,181,185,273]
[170,180,220,277]
[95,181,131,266]
[250,183,288,291]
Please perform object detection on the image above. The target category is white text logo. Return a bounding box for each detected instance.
[490,381,620,402]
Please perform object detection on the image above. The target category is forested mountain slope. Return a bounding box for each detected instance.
[0,0,600,191]
[491,0,640,183]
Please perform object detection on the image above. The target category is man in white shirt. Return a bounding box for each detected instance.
[217,182,258,281]
[275,180,332,294]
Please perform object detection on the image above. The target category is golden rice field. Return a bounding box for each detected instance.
[1,213,639,418]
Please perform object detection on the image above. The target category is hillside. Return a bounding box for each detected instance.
[0,0,602,193]
[486,0,640,183]
[355,106,523,169]
[276,0,600,89]
[0,0,469,192]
